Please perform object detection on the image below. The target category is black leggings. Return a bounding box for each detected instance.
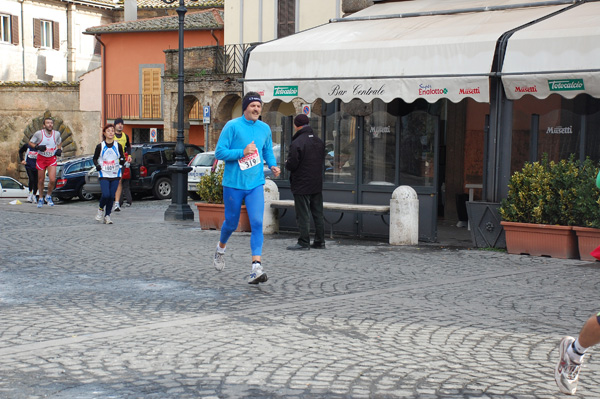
[25,167,38,195]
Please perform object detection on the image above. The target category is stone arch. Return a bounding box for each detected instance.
[169,94,200,143]
[17,111,78,180]
[19,111,78,157]
[204,93,242,151]
[216,93,241,125]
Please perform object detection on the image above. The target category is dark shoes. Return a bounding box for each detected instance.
[311,242,326,249]
[286,243,310,251]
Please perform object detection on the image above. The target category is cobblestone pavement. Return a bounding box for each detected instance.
[1,197,599,398]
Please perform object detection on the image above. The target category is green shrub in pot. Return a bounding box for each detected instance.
[500,154,600,227]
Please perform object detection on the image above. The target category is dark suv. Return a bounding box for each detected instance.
[84,142,203,200]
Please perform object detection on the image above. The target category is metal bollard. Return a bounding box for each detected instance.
[389,185,419,245]
[263,179,279,234]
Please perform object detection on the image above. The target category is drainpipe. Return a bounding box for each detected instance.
[94,34,107,126]
[19,0,25,81]
[66,3,76,82]
[210,29,219,47]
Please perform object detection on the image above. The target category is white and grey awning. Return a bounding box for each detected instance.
[244,0,572,104]
[501,1,600,100]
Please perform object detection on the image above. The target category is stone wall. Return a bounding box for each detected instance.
[0,83,101,181]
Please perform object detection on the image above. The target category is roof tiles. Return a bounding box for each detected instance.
[86,8,224,33]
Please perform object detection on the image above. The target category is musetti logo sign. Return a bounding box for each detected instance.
[515,85,537,93]
[459,87,481,95]
[273,86,298,96]
[548,79,585,91]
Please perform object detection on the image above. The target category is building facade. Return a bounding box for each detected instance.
[243,0,600,241]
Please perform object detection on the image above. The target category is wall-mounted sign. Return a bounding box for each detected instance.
[302,104,311,117]
[150,128,157,142]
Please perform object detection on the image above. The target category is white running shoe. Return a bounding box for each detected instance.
[104,215,113,224]
[555,336,582,395]
[95,208,104,221]
[248,263,268,284]
[27,193,33,203]
[214,248,226,271]
[46,196,54,206]
[113,202,121,212]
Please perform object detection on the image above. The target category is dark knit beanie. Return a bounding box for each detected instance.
[242,92,262,112]
[114,117,124,125]
[294,114,309,127]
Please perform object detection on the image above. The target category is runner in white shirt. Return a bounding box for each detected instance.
[28,117,62,207]
[92,124,125,224]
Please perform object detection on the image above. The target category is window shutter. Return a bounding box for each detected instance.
[277,0,295,38]
[11,15,18,45]
[33,18,40,48]
[52,21,59,50]
[142,68,162,118]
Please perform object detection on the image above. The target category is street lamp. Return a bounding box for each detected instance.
[163,0,195,221]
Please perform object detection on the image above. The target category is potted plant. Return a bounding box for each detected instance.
[571,158,600,261]
[194,163,251,231]
[499,154,584,259]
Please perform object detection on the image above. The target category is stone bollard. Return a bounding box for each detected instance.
[263,179,279,234]
[389,185,419,245]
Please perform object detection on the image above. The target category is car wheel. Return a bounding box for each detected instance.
[153,177,172,200]
[189,191,201,200]
[78,185,95,201]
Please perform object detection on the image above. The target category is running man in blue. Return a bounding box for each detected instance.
[213,92,281,284]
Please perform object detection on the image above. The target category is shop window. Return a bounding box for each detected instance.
[33,19,59,50]
[511,94,593,174]
[399,111,437,187]
[323,101,356,184]
[260,109,290,181]
[363,99,396,185]
[1,14,19,45]
[583,97,600,161]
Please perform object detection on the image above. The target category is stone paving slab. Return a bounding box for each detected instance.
[0,198,599,398]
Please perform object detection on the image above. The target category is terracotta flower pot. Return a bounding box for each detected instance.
[195,202,251,232]
[500,221,578,259]
[573,226,600,262]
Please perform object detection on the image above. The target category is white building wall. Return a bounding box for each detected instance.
[0,0,108,83]
[24,1,68,81]
[225,0,341,45]
[1,0,27,81]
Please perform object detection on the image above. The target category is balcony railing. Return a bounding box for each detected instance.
[216,43,257,74]
[106,94,162,120]
[107,94,203,121]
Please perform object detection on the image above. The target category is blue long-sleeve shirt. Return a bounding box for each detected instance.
[215,115,277,190]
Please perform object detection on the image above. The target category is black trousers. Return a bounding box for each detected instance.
[25,167,38,195]
[293,192,325,247]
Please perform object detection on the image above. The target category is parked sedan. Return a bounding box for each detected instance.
[187,151,222,200]
[0,176,29,198]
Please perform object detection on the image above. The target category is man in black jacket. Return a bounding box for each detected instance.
[285,114,326,250]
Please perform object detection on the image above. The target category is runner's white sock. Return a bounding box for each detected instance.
[216,244,225,254]
[568,339,587,363]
